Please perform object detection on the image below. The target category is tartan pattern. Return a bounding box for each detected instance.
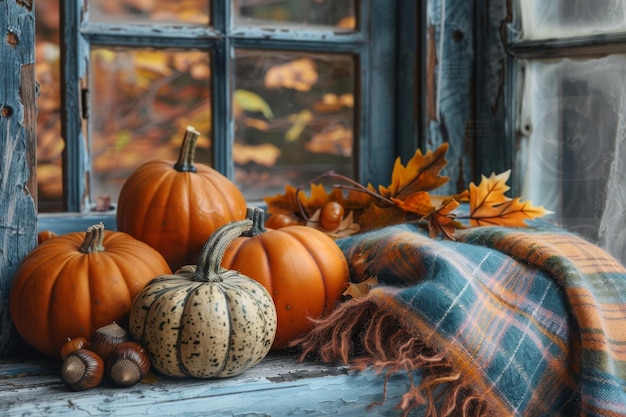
[331,222,626,416]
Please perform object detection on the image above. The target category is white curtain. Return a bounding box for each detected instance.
[517,0,626,40]
[519,56,626,265]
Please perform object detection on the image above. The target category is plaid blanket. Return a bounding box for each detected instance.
[295,222,626,416]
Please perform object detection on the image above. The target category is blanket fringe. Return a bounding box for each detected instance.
[294,297,495,417]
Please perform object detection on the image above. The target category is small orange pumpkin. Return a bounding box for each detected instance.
[221,207,349,350]
[37,230,57,244]
[116,126,247,270]
[9,223,171,358]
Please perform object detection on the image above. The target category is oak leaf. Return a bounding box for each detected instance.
[343,276,379,299]
[427,198,463,240]
[470,170,511,209]
[469,171,552,226]
[378,143,450,199]
[264,184,302,216]
[350,250,371,281]
[470,198,552,227]
[356,203,407,232]
[391,191,436,218]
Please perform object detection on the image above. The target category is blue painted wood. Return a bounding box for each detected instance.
[61,0,89,212]
[474,0,514,190]
[0,355,416,416]
[396,0,422,163]
[0,0,38,358]
[425,0,475,195]
[362,0,397,188]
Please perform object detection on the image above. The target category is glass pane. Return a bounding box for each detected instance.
[234,50,355,201]
[233,0,356,30]
[35,0,63,212]
[518,56,626,264]
[89,48,211,204]
[516,0,626,40]
[87,0,210,25]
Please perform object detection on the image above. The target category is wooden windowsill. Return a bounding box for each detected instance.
[1,353,409,416]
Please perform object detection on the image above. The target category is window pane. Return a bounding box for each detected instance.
[87,0,210,25]
[234,50,355,200]
[89,48,211,205]
[36,0,63,212]
[516,0,626,40]
[518,56,626,260]
[233,0,356,29]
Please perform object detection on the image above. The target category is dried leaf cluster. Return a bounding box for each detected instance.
[264,143,552,240]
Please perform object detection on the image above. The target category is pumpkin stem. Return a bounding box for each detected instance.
[174,126,201,173]
[192,219,253,282]
[79,222,105,254]
[242,206,267,237]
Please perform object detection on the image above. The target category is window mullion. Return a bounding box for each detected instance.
[211,1,232,178]
[360,0,397,188]
[61,0,89,212]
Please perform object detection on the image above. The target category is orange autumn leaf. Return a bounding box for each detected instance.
[391,191,435,218]
[470,198,552,227]
[469,171,552,226]
[357,203,407,232]
[427,198,462,239]
[350,250,371,282]
[378,143,450,199]
[264,145,552,239]
[343,276,379,299]
[470,170,511,209]
[264,184,303,215]
[305,183,344,211]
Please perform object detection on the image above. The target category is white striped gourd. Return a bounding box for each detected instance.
[128,218,277,378]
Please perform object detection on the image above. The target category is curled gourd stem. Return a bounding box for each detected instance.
[174,125,201,173]
[79,222,105,254]
[192,218,253,283]
[242,206,267,237]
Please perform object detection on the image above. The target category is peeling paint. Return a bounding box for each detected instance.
[0,0,37,358]
[15,1,33,12]
[6,31,18,46]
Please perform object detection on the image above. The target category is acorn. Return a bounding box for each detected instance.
[106,341,151,387]
[60,349,104,391]
[60,336,89,359]
[89,322,130,362]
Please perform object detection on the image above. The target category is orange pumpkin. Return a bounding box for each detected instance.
[9,223,171,358]
[37,230,57,244]
[116,126,247,270]
[221,207,349,350]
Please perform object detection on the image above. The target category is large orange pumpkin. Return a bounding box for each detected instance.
[221,207,349,350]
[116,126,247,270]
[9,223,171,358]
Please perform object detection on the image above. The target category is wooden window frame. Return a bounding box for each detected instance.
[45,0,418,232]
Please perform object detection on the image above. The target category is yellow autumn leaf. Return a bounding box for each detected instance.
[285,109,313,142]
[469,171,551,226]
[233,89,274,119]
[470,170,511,209]
[469,197,552,227]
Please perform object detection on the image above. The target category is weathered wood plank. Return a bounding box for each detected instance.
[0,355,413,416]
[0,0,38,358]
[474,0,515,191]
[425,0,475,194]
